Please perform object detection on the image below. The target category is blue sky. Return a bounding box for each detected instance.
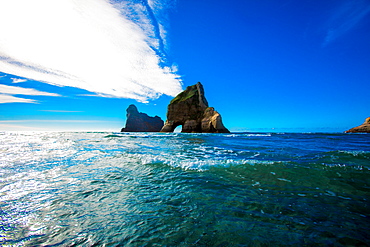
[1,0,369,132]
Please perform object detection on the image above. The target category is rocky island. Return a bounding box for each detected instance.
[160,82,229,133]
[121,104,164,132]
[345,117,370,133]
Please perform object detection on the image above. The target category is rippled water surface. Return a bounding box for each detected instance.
[1,132,369,246]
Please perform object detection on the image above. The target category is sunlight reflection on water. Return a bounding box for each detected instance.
[0,132,369,246]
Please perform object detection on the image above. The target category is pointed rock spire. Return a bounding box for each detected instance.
[121,104,164,132]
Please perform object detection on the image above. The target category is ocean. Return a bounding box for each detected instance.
[1,131,369,246]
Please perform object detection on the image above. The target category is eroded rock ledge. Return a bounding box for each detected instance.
[121,104,164,132]
[345,117,370,133]
[160,82,229,133]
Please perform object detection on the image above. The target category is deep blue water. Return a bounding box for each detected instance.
[0,132,369,246]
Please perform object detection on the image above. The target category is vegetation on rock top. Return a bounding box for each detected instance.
[170,85,198,104]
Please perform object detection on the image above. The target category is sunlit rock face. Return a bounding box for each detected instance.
[345,117,370,133]
[160,82,230,133]
[121,104,164,132]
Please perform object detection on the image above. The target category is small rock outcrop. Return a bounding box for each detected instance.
[345,117,370,133]
[160,82,230,133]
[121,104,164,132]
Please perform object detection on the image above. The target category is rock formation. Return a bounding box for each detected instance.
[121,104,164,132]
[160,82,230,133]
[345,117,370,133]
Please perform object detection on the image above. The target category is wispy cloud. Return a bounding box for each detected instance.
[40,110,83,113]
[0,94,37,104]
[0,84,60,103]
[0,123,45,131]
[323,0,370,46]
[11,78,27,83]
[0,85,60,97]
[0,0,182,103]
[0,120,109,123]
[0,120,122,131]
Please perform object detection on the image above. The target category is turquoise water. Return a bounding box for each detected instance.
[1,132,369,246]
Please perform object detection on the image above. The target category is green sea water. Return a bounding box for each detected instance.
[0,132,369,246]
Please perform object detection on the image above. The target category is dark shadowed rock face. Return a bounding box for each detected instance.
[345,117,370,133]
[121,104,164,132]
[160,82,230,133]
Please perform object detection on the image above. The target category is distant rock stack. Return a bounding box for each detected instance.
[121,104,164,132]
[160,82,230,133]
[345,117,370,133]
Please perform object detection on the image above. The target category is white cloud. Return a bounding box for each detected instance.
[0,94,37,104]
[0,0,182,103]
[0,120,108,123]
[0,84,60,97]
[0,84,60,103]
[11,78,27,83]
[0,120,121,131]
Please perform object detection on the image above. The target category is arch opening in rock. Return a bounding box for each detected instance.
[174,125,182,133]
